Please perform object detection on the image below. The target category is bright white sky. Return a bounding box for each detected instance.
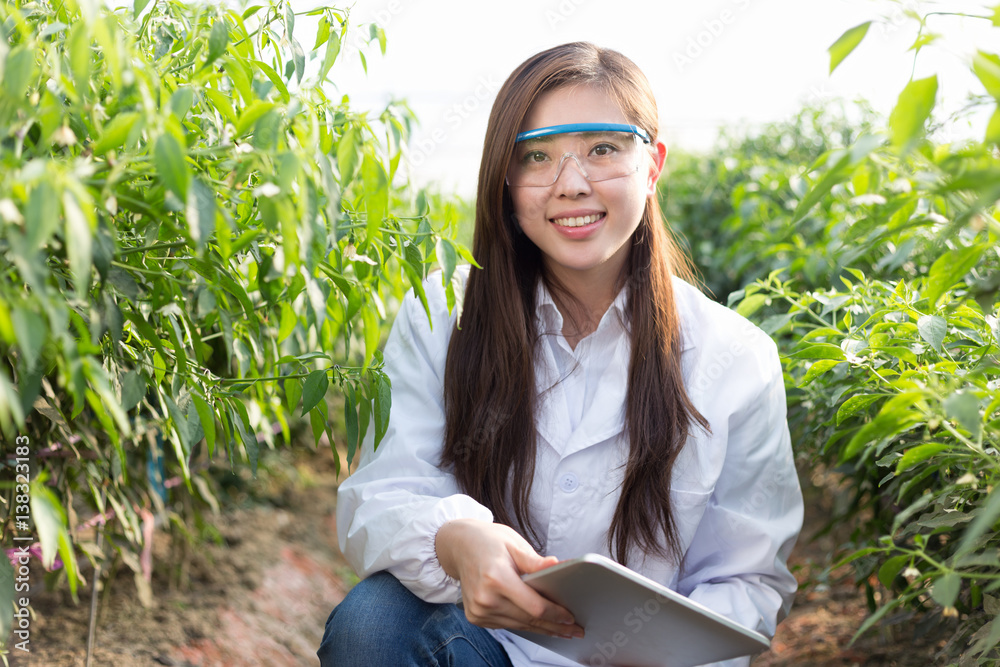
[317,0,996,195]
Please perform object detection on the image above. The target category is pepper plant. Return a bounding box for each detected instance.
[722,8,1000,661]
[0,0,468,647]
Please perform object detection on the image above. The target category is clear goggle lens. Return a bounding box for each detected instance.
[506,123,650,188]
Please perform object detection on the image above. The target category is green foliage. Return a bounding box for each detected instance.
[664,7,1000,659]
[0,0,464,642]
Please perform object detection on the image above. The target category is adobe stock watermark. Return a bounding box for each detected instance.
[544,0,588,29]
[588,591,674,667]
[407,75,503,167]
[8,435,34,653]
[673,0,753,73]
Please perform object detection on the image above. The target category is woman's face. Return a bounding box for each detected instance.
[508,84,665,288]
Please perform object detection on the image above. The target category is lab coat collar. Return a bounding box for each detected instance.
[534,279,629,334]
[532,278,701,458]
[535,277,699,353]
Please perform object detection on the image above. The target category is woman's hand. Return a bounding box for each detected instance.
[435,518,585,639]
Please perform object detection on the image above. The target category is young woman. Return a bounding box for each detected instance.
[318,42,803,667]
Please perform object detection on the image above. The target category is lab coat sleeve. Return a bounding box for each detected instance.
[676,336,803,653]
[336,279,494,604]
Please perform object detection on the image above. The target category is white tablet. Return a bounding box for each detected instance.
[512,553,770,667]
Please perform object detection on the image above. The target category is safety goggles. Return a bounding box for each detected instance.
[506,122,651,188]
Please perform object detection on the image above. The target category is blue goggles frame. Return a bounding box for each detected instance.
[514,122,651,144]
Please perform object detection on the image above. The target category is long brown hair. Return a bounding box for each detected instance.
[441,42,709,565]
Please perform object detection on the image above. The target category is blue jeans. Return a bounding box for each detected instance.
[318,570,515,667]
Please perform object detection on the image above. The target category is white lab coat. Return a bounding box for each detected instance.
[337,265,803,667]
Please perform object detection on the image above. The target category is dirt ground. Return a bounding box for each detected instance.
[4,448,963,666]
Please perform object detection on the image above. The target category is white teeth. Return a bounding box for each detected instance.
[552,214,601,227]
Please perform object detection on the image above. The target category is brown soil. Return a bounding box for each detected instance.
[4,449,960,666]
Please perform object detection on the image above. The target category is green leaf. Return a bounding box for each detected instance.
[63,191,93,297]
[344,383,359,467]
[300,369,329,415]
[337,125,360,186]
[837,394,882,426]
[925,244,985,308]
[251,59,290,104]
[192,394,216,458]
[134,0,151,18]
[987,105,1000,145]
[789,343,846,361]
[852,596,901,643]
[309,404,327,447]
[67,22,93,100]
[120,369,146,412]
[30,484,67,571]
[25,181,59,252]
[284,376,302,413]
[896,442,950,473]
[735,293,767,318]
[943,391,981,439]
[889,75,938,151]
[373,371,391,448]
[205,19,229,68]
[973,51,1000,100]
[842,408,921,461]
[291,39,305,84]
[958,486,1000,555]
[278,303,297,342]
[314,15,331,51]
[93,112,141,155]
[154,133,189,200]
[169,86,194,120]
[284,2,295,37]
[831,547,882,570]
[223,60,253,103]
[370,24,386,55]
[206,88,237,124]
[362,301,380,368]
[792,134,882,223]
[828,22,870,74]
[2,47,36,101]
[930,573,961,608]
[878,554,909,589]
[234,99,275,138]
[186,177,216,248]
[916,314,947,353]
[801,359,843,385]
[362,152,388,240]
[318,29,341,81]
[435,238,458,283]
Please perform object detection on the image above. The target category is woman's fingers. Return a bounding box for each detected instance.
[436,519,584,637]
[462,565,583,638]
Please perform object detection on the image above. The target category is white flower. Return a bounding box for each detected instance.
[253,182,281,198]
[902,566,920,581]
[53,126,77,146]
[956,473,978,487]
[344,243,377,266]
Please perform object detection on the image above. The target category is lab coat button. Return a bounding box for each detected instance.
[559,472,579,493]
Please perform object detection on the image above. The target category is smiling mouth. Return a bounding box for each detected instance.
[550,213,604,228]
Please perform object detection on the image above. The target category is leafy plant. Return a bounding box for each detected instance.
[0,0,466,651]
[769,12,997,665]
[665,4,1000,661]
